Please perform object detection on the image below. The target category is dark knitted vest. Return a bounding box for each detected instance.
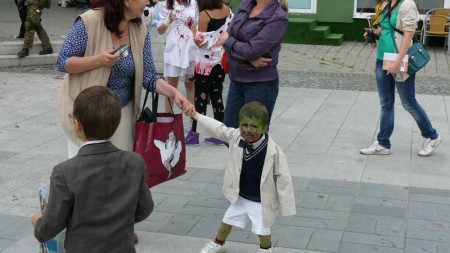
[239,135,268,202]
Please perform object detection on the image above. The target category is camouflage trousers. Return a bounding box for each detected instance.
[23,4,51,49]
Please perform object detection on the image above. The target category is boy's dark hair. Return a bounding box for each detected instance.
[73,86,121,140]
[197,0,223,12]
[238,101,268,127]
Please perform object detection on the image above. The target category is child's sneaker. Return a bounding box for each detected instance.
[200,241,226,253]
[418,135,441,156]
[204,137,225,146]
[257,247,274,253]
[185,130,199,146]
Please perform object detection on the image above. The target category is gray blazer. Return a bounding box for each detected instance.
[34,141,154,253]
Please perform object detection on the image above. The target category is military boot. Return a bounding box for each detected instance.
[39,47,53,55]
[17,48,29,58]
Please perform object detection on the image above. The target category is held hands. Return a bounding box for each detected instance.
[173,91,195,115]
[187,109,199,120]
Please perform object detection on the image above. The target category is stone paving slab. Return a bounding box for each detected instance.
[1,71,450,252]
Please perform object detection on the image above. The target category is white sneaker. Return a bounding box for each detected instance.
[418,136,442,156]
[257,247,275,253]
[360,141,390,155]
[200,241,226,253]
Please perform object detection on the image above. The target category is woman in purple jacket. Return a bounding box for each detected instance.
[217,0,289,128]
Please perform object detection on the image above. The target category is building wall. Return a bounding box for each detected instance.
[316,0,354,23]
[228,0,437,43]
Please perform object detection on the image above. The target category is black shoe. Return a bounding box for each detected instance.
[17,48,29,58]
[39,47,53,55]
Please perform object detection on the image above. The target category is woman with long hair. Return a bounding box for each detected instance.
[360,0,441,156]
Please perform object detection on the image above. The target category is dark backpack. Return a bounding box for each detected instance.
[38,0,51,9]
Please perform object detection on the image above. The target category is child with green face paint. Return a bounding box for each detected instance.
[190,101,296,253]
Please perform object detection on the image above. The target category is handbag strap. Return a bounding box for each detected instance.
[141,86,176,118]
[386,0,409,53]
[370,2,390,28]
[141,87,159,120]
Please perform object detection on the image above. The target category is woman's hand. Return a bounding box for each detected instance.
[64,50,120,74]
[387,60,402,75]
[216,30,229,46]
[249,57,272,68]
[100,50,120,68]
[155,78,194,115]
[174,91,194,115]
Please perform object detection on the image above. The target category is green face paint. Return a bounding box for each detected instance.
[239,116,266,143]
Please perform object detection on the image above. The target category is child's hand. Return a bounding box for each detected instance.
[194,33,206,46]
[31,211,42,227]
[191,110,199,120]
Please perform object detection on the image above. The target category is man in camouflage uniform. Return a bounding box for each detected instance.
[16,0,53,58]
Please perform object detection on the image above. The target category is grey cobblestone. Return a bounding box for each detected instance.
[352,204,407,218]
[307,229,343,252]
[342,231,404,248]
[405,239,437,253]
[346,213,377,234]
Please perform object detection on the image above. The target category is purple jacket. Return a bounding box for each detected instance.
[223,0,288,83]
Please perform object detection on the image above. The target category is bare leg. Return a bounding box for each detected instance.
[185,77,195,105]
[165,77,179,112]
[215,222,232,241]
[258,234,272,249]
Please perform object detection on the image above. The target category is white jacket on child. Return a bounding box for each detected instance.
[197,114,297,227]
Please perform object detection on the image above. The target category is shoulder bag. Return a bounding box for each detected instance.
[389,13,430,75]
[133,88,187,188]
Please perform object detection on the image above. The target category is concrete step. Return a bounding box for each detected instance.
[0,53,58,68]
[0,40,63,55]
[0,28,166,72]
[283,18,344,46]
[324,33,344,46]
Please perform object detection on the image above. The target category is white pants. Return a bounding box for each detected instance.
[223,196,271,235]
[67,103,134,158]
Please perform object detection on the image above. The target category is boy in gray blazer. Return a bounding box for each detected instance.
[32,86,154,253]
[192,101,296,253]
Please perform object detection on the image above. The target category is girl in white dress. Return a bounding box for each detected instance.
[157,0,198,112]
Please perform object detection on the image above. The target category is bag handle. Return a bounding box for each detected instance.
[140,84,176,121]
[141,87,159,121]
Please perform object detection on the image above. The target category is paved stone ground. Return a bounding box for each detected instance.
[2,1,450,252]
[1,72,450,253]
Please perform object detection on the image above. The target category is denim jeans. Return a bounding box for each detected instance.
[375,59,437,149]
[224,79,279,128]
